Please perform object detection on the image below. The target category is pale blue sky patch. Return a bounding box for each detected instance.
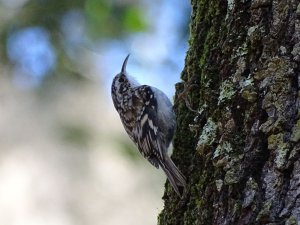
[7,27,56,88]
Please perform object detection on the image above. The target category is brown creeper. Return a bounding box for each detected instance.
[111,54,186,196]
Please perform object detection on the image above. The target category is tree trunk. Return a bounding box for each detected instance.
[158,0,300,224]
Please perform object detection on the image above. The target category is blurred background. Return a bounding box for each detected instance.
[0,0,190,224]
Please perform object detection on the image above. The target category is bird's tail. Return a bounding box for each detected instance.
[159,155,186,196]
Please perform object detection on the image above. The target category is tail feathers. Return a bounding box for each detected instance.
[159,156,186,196]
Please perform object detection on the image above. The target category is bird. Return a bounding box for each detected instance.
[111,54,186,196]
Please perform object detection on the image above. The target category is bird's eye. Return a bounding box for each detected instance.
[119,76,125,82]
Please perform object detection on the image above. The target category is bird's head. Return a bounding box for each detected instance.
[111,54,139,108]
[112,54,130,93]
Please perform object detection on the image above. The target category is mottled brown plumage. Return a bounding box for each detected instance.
[111,55,186,196]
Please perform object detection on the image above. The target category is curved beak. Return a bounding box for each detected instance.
[121,54,130,73]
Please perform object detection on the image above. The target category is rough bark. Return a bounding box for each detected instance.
[158,0,300,224]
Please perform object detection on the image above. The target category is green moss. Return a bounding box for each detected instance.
[224,171,238,184]
[268,133,290,170]
[233,203,242,217]
[291,119,300,142]
[256,201,272,222]
[224,162,241,184]
[286,215,297,225]
[241,89,257,102]
[200,35,213,67]
[267,133,283,150]
[253,70,269,80]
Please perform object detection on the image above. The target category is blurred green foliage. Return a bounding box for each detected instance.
[57,122,93,148]
[1,0,147,80]
[123,6,146,32]
[114,136,143,161]
[85,0,146,39]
